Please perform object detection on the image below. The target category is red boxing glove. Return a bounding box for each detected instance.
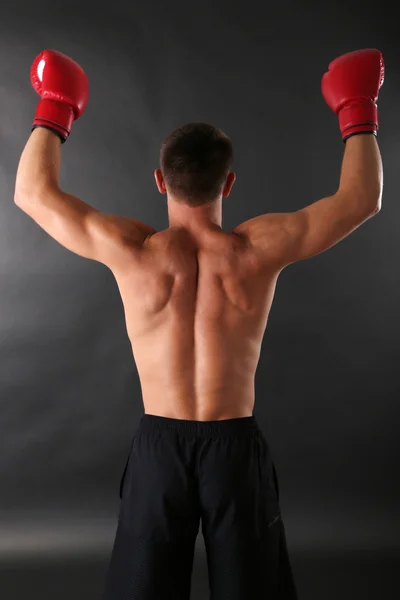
[321,49,384,141]
[30,49,89,142]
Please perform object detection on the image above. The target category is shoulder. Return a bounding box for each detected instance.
[233,212,293,246]
[104,214,157,246]
[233,212,298,269]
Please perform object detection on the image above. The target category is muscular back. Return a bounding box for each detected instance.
[15,133,380,419]
[113,227,279,420]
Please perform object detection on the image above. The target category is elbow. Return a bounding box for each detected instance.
[14,188,42,207]
[355,193,382,218]
[360,187,382,217]
[14,184,32,206]
[336,190,382,218]
[367,185,383,216]
[15,181,58,206]
[371,204,381,216]
[14,191,27,206]
[368,196,382,216]
[338,186,382,217]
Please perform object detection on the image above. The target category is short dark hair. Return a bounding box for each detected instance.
[159,123,233,206]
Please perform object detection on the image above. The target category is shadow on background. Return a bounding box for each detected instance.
[1,548,398,599]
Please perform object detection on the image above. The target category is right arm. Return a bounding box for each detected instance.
[235,48,384,269]
[235,134,382,268]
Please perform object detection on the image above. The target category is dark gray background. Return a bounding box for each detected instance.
[0,0,399,598]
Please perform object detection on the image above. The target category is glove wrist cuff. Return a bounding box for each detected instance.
[32,99,74,142]
[339,101,378,140]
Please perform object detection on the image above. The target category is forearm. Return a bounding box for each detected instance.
[14,128,62,202]
[337,134,383,211]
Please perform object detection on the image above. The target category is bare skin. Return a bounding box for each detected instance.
[14,128,382,420]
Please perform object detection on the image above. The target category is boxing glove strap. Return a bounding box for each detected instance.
[339,101,378,140]
[32,99,74,142]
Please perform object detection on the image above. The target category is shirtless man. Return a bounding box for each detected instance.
[15,49,384,599]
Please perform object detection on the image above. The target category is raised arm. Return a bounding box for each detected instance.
[14,50,155,271]
[235,49,384,268]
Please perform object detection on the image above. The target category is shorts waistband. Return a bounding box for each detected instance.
[139,414,259,437]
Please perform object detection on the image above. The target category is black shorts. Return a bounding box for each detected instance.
[102,414,298,599]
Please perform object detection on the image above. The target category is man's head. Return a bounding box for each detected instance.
[154,123,236,207]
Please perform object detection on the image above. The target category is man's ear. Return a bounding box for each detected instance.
[222,172,236,198]
[154,169,167,194]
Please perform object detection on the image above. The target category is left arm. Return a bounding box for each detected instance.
[14,128,156,269]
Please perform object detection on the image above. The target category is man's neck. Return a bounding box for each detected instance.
[167,196,223,232]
